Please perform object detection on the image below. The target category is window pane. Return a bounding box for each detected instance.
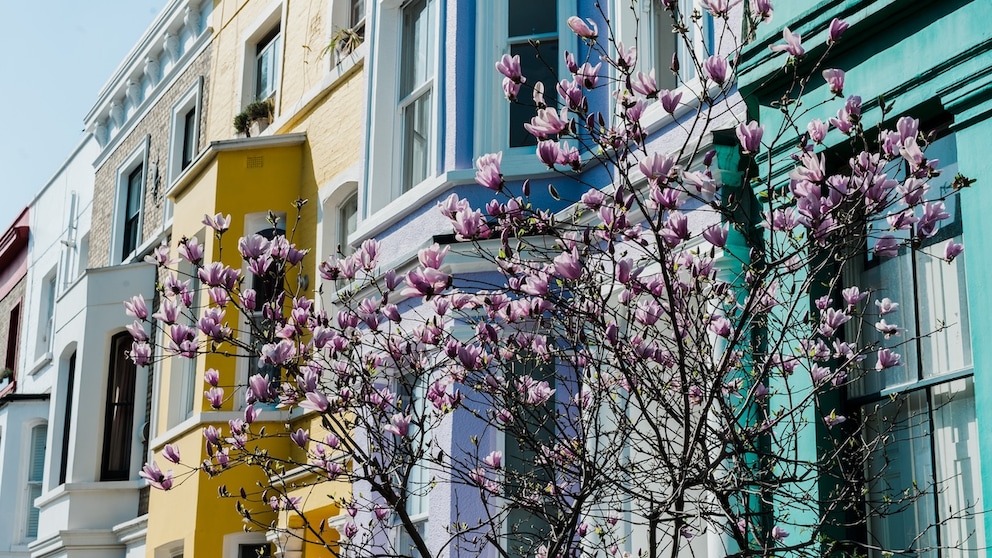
[123,165,143,259]
[931,378,984,553]
[508,0,556,37]
[400,0,434,97]
[256,31,281,101]
[338,193,358,256]
[182,107,197,169]
[509,40,558,148]
[652,1,679,90]
[59,352,76,485]
[403,90,432,190]
[864,392,937,557]
[350,0,366,28]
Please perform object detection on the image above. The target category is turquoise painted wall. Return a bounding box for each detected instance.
[738,0,992,549]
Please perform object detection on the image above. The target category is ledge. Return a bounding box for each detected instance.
[166,133,308,200]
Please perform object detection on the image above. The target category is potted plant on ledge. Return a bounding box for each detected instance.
[233,99,273,137]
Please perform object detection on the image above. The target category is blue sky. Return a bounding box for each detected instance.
[0,1,168,230]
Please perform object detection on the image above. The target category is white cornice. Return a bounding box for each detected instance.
[84,0,213,153]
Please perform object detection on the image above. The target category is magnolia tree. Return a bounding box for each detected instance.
[128,1,973,557]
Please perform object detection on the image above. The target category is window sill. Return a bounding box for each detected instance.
[27,352,52,377]
[354,168,475,244]
[150,408,291,450]
[639,78,730,138]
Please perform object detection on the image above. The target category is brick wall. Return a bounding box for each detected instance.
[89,49,213,269]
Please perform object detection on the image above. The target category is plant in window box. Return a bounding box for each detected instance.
[233,100,274,137]
[323,27,363,64]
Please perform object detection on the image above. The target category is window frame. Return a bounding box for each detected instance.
[365,0,442,214]
[612,0,715,131]
[392,374,429,557]
[100,331,138,481]
[24,422,47,541]
[236,212,288,409]
[59,350,76,485]
[111,139,150,265]
[3,301,21,389]
[255,26,282,102]
[240,6,285,110]
[843,132,984,556]
[167,78,204,185]
[473,0,576,162]
[35,272,57,360]
[398,0,436,193]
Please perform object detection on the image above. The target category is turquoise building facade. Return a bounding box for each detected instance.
[740,1,992,554]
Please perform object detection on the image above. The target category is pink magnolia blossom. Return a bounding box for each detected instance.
[537,140,562,168]
[402,267,452,298]
[290,428,309,448]
[126,320,148,342]
[842,286,868,307]
[659,89,683,114]
[502,77,520,101]
[822,68,844,96]
[163,444,181,464]
[873,235,899,258]
[178,236,203,263]
[130,342,152,365]
[751,0,773,22]
[553,248,582,280]
[205,387,225,409]
[702,224,729,248]
[876,348,901,370]
[299,390,330,413]
[875,298,899,315]
[139,461,174,491]
[823,410,847,429]
[875,319,901,338]
[807,119,827,143]
[702,56,730,85]
[202,212,231,233]
[945,240,964,262]
[238,234,270,259]
[736,120,764,153]
[204,368,220,387]
[384,413,412,437]
[145,241,174,266]
[575,62,602,89]
[495,54,524,83]
[475,152,503,191]
[770,27,804,57]
[639,152,677,184]
[418,243,449,269]
[566,16,598,39]
[828,18,849,44]
[524,108,570,139]
[701,0,740,17]
[631,70,658,98]
[124,295,149,320]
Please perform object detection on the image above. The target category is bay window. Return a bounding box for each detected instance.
[399,0,435,191]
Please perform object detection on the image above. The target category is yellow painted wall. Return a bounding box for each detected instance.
[146,0,363,555]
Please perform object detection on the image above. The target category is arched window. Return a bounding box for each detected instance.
[101,332,137,481]
[59,351,76,485]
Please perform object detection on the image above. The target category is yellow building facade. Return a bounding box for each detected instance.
[145,0,366,556]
